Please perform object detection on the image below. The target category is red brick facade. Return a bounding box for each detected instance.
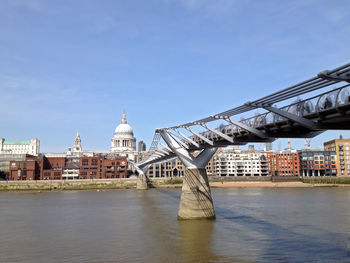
[40,157,66,180]
[8,155,128,180]
[266,152,300,176]
[79,157,100,179]
[9,156,40,180]
[79,156,128,179]
[101,158,127,178]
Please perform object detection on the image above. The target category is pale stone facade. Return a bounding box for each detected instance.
[66,132,83,157]
[142,151,215,178]
[73,132,82,153]
[324,135,350,176]
[111,112,137,161]
[0,138,40,156]
[213,147,268,176]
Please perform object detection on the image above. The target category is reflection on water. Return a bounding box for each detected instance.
[0,188,349,263]
[178,220,215,263]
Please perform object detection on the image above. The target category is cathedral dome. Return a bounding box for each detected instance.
[114,112,134,136]
[115,123,133,135]
[111,111,137,154]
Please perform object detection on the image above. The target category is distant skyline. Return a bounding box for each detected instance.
[1,0,350,152]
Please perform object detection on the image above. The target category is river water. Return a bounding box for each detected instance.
[0,188,349,263]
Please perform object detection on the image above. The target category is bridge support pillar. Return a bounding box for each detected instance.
[137,173,148,190]
[159,130,217,220]
[178,167,215,220]
[132,163,151,190]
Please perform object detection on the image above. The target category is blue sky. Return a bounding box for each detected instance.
[1,0,350,152]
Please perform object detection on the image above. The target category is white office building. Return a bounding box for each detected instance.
[0,138,40,156]
[213,147,268,176]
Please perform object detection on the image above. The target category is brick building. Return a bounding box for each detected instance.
[62,157,80,180]
[79,156,100,179]
[40,156,65,180]
[101,157,128,178]
[7,154,128,180]
[9,156,40,180]
[266,151,300,176]
[79,155,128,179]
[324,135,350,177]
[298,150,337,176]
[0,154,28,179]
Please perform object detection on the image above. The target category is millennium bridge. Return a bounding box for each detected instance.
[132,62,350,220]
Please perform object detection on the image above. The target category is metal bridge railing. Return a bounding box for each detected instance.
[139,62,350,167]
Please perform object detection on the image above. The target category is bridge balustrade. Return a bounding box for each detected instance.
[236,119,250,132]
[336,85,350,108]
[173,83,350,149]
[252,114,266,127]
[275,106,288,123]
[287,101,302,116]
[301,99,316,116]
[223,124,236,135]
[265,112,275,124]
[317,90,338,112]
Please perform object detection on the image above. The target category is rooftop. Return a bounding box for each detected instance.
[3,140,30,145]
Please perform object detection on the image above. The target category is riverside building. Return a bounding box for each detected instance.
[9,155,40,180]
[324,135,350,176]
[143,151,215,178]
[0,138,40,156]
[0,154,28,178]
[266,150,300,176]
[298,150,337,177]
[8,154,128,180]
[213,146,268,177]
[266,141,300,176]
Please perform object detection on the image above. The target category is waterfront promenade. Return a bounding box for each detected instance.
[1,177,349,192]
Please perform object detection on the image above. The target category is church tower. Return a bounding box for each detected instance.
[74,131,82,153]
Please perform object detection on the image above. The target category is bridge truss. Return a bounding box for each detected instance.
[138,62,350,169]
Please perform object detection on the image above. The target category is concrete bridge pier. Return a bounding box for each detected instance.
[137,173,148,190]
[132,163,151,190]
[159,130,217,220]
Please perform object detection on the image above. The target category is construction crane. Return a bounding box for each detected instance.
[304,138,312,149]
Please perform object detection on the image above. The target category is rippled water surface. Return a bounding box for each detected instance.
[0,188,349,263]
